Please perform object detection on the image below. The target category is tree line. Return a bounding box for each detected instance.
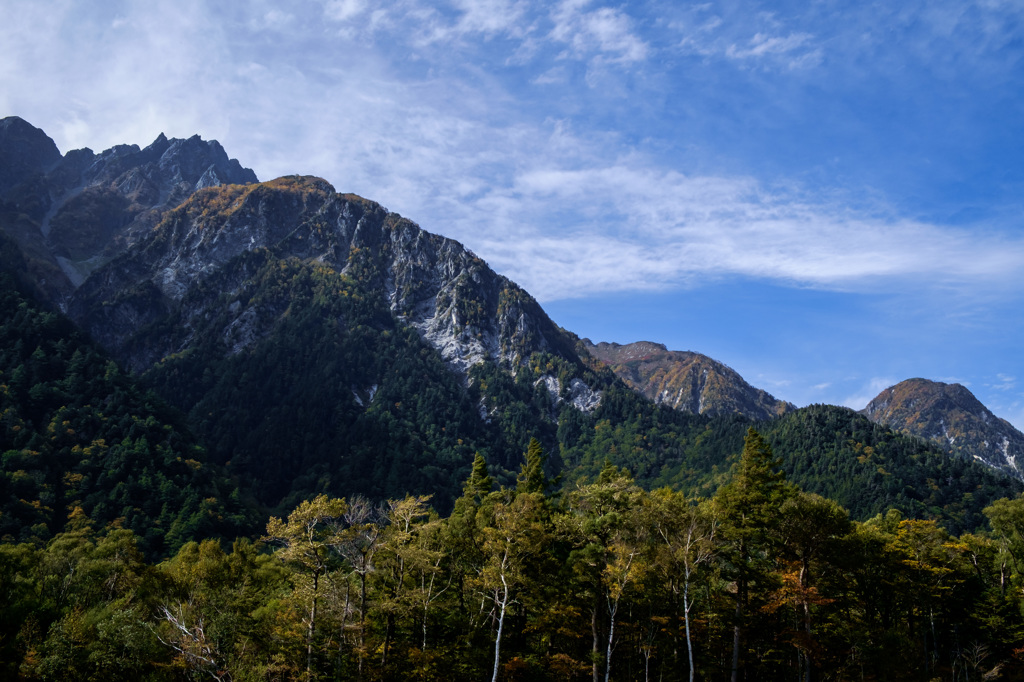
[3,431,1024,681]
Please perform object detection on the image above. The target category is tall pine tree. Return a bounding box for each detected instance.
[714,428,793,682]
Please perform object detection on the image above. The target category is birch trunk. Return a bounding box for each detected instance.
[604,598,618,682]
[684,574,695,682]
[491,574,508,682]
[307,572,319,681]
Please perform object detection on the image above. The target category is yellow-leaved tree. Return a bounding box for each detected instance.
[263,494,349,680]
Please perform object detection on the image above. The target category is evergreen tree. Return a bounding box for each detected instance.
[516,437,548,495]
[465,452,494,501]
[714,428,793,682]
[559,463,647,682]
[778,492,850,682]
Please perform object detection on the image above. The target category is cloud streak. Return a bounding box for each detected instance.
[550,0,649,64]
[424,159,1024,302]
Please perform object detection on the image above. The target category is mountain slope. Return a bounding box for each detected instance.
[64,175,606,509]
[758,404,1019,533]
[862,378,1024,481]
[67,176,581,378]
[0,252,254,556]
[584,340,793,420]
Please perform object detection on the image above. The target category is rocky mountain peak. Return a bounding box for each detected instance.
[584,339,793,420]
[68,176,592,403]
[0,116,62,192]
[863,379,986,419]
[0,119,258,299]
[586,340,668,360]
[861,378,1024,480]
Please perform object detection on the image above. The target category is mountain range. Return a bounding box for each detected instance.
[1,115,1021,538]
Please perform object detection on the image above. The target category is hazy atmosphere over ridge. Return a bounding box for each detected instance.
[3,0,1023,428]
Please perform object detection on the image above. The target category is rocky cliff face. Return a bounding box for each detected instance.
[862,378,1024,481]
[584,340,793,421]
[0,116,257,299]
[68,175,593,399]
[58,173,605,503]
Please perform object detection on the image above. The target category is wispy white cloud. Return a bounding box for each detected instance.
[323,0,367,22]
[990,374,1018,391]
[725,31,812,59]
[724,32,823,69]
[451,0,530,37]
[438,161,1024,302]
[318,0,533,49]
[842,377,899,411]
[671,0,1024,77]
[6,1,1022,311]
[248,7,297,31]
[674,6,823,70]
[531,65,568,84]
[550,0,649,63]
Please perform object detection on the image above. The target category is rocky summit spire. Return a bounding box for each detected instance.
[0,118,259,299]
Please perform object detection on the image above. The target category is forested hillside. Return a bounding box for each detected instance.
[553,382,1019,535]
[756,404,1016,534]
[138,252,501,511]
[3,238,1018,534]
[0,260,255,556]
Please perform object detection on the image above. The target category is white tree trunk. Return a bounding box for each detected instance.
[684,573,695,682]
[491,574,509,682]
[604,598,618,682]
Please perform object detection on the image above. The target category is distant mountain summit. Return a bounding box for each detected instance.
[861,378,1024,480]
[584,340,794,421]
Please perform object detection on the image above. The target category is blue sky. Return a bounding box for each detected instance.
[3,0,1024,428]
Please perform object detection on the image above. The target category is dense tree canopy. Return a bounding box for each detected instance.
[0,271,254,557]
[2,431,1024,680]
